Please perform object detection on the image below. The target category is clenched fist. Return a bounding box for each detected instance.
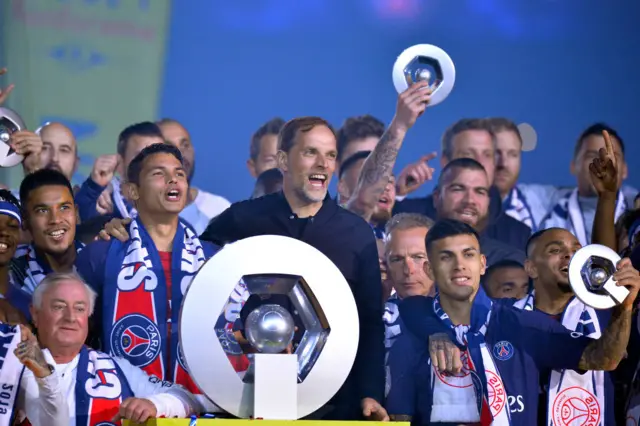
[91,154,118,187]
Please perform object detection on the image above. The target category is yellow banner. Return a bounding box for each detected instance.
[0,0,171,187]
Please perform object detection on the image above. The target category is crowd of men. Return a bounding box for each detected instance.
[0,70,639,426]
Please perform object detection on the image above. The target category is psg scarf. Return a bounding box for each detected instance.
[74,346,134,426]
[102,218,206,395]
[430,296,511,425]
[0,323,24,426]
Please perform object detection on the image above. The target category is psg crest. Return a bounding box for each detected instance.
[0,107,25,168]
[179,235,359,420]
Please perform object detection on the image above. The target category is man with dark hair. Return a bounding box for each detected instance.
[432,157,525,266]
[75,121,165,221]
[247,117,286,178]
[482,259,529,300]
[336,114,385,165]
[13,169,83,299]
[541,124,636,245]
[395,118,532,251]
[386,219,639,425]
[200,115,389,421]
[75,143,219,405]
[156,118,230,233]
[251,167,283,199]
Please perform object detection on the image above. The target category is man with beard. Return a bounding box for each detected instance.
[35,122,79,185]
[394,118,531,250]
[75,143,219,403]
[433,157,525,266]
[541,124,636,246]
[386,219,638,426]
[514,227,615,425]
[482,259,529,300]
[337,150,396,238]
[200,115,393,421]
[157,118,230,233]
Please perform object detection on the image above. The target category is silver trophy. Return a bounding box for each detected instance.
[392,44,456,107]
[180,235,359,420]
[0,107,25,167]
[569,244,628,310]
[245,304,295,354]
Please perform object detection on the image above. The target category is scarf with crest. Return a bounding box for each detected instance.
[430,295,511,425]
[0,323,23,426]
[513,293,605,425]
[102,218,208,395]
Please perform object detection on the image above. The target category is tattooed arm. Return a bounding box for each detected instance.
[14,325,51,379]
[346,81,431,222]
[578,258,640,371]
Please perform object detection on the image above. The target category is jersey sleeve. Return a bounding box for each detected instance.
[508,307,592,371]
[115,357,202,418]
[199,205,241,245]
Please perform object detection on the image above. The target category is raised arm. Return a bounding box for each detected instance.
[578,258,640,370]
[590,130,620,250]
[346,81,430,221]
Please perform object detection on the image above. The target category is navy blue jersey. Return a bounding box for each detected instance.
[386,297,594,426]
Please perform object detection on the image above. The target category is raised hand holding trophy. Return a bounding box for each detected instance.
[0,107,25,167]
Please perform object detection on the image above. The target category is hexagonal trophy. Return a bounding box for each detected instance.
[392,44,456,107]
[179,235,359,420]
[0,107,25,168]
[568,244,628,310]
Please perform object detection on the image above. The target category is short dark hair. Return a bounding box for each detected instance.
[336,115,385,162]
[574,123,625,159]
[385,213,435,236]
[339,150,371,180]
[250,118,286,161]
[425,219,481,254]
[251,168,284,199]
[0,189,21,213]
[525,227,569,257]
[117,122,164,158]
[127,143,183,185]
[441,118,494,160]
[485,259,524,280]
[278,117,335,154]
[438,157,487,187]
[20,169,74,213]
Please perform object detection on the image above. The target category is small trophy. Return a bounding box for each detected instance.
[0,107,25,168]
[392,44,456,107]
[569,244,629,309]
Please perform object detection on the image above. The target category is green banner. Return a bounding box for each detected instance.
[1,0,171,187]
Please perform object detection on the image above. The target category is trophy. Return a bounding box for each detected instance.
[392,44,456,107]
[569,244,628,310]
[180,235,359,420]
[0,107,25,168]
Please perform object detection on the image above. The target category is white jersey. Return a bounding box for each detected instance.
[16,349,203,426]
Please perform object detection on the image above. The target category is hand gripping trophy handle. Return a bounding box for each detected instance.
[569,244,629,310]
[0,107,26,168]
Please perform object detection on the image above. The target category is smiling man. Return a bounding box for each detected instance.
[12,169,83,303]
[201,116,388,421]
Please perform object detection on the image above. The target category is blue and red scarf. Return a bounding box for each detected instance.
[75,346,134,426]
[101,218,207,395]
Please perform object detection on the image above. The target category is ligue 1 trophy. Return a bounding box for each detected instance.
[392,44,456,106]
[569,244,629,309]
[0,107,25,168]
[180,235,360,420]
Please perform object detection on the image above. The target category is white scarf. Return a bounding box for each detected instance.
[504,187,535,231]
[0,324,24,426]
[430,298,511,425]
[542,189,627,246]
[514,293,605,425]
[111,177,138,219]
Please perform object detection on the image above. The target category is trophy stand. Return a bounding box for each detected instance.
[253,353,298,420]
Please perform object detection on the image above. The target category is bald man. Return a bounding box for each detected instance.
[37,122,78,182]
